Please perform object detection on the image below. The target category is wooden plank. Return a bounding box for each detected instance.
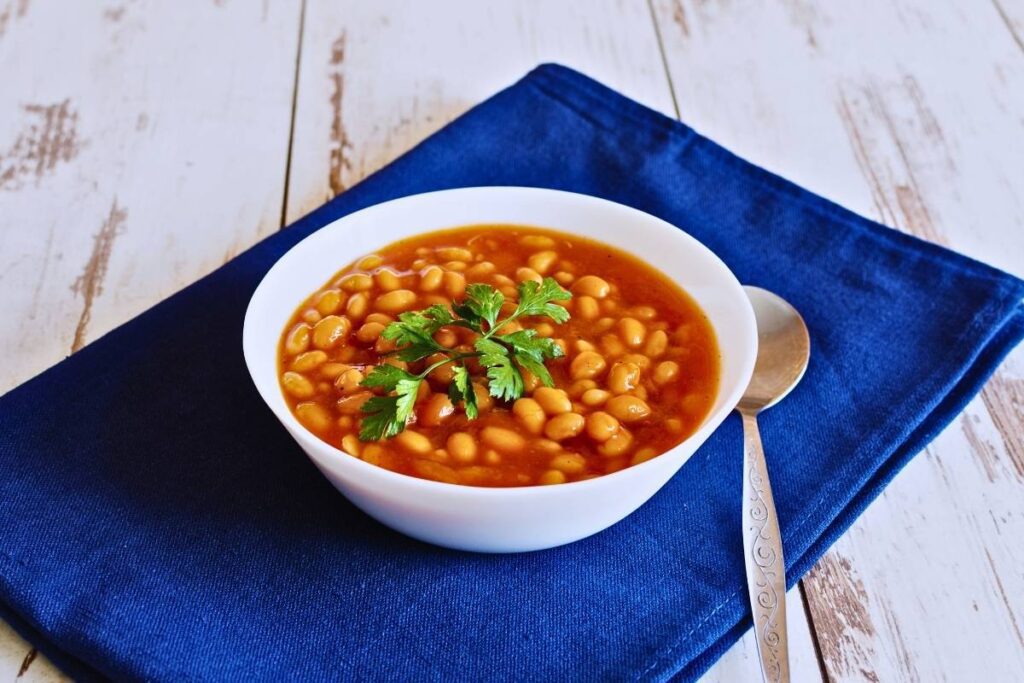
[285,3,823,680]
[991,0,1024,55]
[0,0,303,677]
[651,0,1024,679]
[0,0,301,392]
[284,0,678,222]
[0,619,65,683]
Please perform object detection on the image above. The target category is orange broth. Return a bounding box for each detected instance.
[277,225,719,487]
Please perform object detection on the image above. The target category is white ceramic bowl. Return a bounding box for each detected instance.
[243,187,757,553]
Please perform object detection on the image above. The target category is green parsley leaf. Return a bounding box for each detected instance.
[500,329,564,361]
[512,352,553,387]
[357,375,421,441]
[463,283,505,328]
[392,341,440,363]
[498,329,563,388]
[358,278,573,440]
[515,277,571,323]
[474,337,509,367]
[381,305,453,347]
[449,364,478,419]
[450,301,480,327]
[393,377,421,418]
[358,396,404,441]
[474,337,523,401]
[360,364,419,392]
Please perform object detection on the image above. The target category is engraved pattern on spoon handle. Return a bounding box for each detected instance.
[741,410,790,683]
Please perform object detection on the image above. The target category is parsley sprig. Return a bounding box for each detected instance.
[358,277,571,440]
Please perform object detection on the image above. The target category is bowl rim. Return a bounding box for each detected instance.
[243,186,757,497]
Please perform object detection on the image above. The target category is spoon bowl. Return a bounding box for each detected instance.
[739,287,811,414]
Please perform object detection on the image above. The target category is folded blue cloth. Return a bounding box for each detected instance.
[1,64,1022,682]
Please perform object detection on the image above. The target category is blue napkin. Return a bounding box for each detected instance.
[1,64,1022,682]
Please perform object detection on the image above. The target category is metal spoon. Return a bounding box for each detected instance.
[738,286,811,683]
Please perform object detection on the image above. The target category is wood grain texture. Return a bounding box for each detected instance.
[0,0,301,394]
[0,0,302,677]
[284,0,678,223]
[0,622,64,682]
[992,0,1024,55]
[651,0,1024,680]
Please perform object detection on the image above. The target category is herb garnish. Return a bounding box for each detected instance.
[358,277,571,440]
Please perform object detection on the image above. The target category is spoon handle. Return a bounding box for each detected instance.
[740,410,790,683]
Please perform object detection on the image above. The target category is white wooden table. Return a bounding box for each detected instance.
[2,2,1022,680]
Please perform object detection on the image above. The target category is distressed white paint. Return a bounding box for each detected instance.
[284,0,678,223]
[652,0,1024,679]
[0,0,300,392]
[0,620,63,683]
